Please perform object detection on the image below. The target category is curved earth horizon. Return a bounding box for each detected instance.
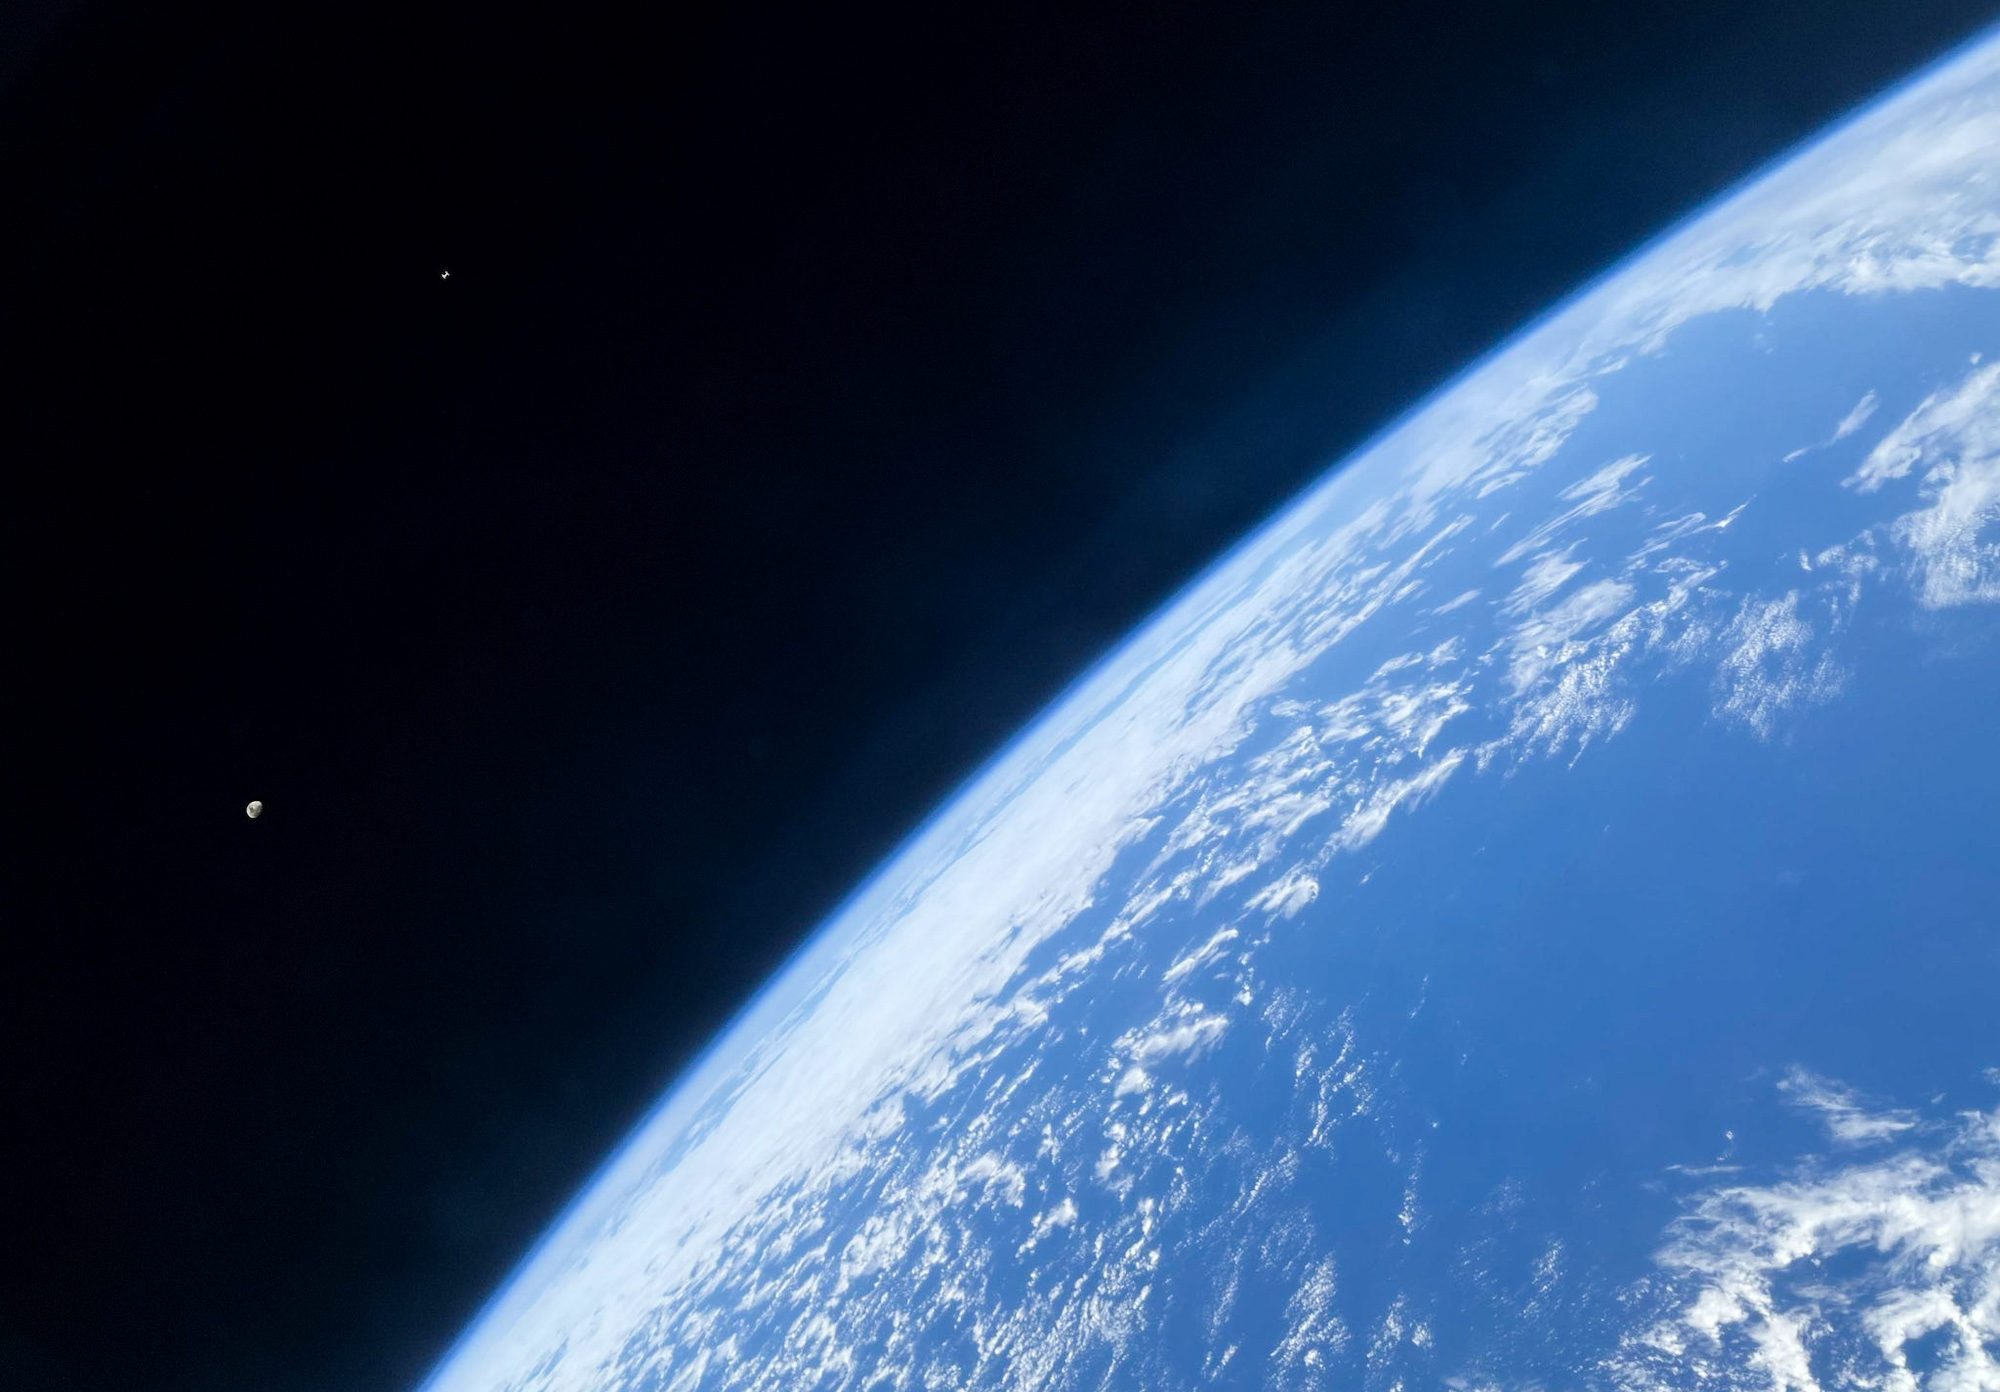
[422,27,2000,1392]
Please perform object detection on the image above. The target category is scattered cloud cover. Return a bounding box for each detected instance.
[1613,1081,2000,1392]
[1848,364,2000,608]
[1711,593,1847,738]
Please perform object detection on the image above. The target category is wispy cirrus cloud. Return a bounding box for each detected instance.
[1784,392,1881,462]
[1777,1067,1920,1145]
[1833,390,1881,441]
[1848,365,2000,494]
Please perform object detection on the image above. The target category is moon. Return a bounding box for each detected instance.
[246,800,263,819]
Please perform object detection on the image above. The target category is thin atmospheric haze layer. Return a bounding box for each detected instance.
[424,27,2000,1392]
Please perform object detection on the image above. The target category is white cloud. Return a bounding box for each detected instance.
[1850,365,2000,493]
[1121,1006,1231,1065]
[1711,593,1847,738]
[1613,1085,2000,1392]
[1790,392,1884,461]
[1249,868,1322,919]
[1325,752,1468,854]
[1272,1256,1348,1389]
[1844,364,2000,607]
[1778,1067,1920,1145]
[1833,390,1881,441]
[1503,549,1591,617]
[1161,926,1240,984]
[1505,578,1638,692]
[1496,454,1650,566]
[1629,509,1744,567]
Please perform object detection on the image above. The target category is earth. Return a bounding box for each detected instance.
[422,31,2000,1392]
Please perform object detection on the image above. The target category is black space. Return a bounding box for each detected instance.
[4,2,1996,1389]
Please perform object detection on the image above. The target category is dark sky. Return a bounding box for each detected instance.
[4,1,1996,1389]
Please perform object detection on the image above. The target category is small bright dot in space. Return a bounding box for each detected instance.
[441,270,450,279]
[246,800,263,819]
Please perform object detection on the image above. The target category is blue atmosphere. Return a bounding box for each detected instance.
[424,28,2000,1392]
